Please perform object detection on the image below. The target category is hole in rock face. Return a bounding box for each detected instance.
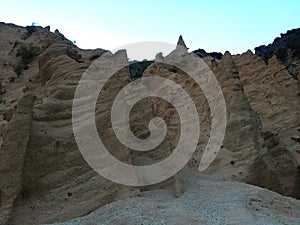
[231,160,235,165]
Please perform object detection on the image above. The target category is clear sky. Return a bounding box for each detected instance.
[1,0,299,54]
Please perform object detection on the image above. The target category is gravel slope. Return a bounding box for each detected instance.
[49,171,300,225]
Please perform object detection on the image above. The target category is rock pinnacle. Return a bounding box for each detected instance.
[177,35,188,49]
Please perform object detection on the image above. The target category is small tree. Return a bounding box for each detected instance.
[17,43,40,65]
[14,43,40,75]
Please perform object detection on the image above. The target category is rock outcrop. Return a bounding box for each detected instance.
[193,48,223,60]
[176,35,188,49]
[0,23,299,224]
[255,28,300,79]
[254,28,300,63]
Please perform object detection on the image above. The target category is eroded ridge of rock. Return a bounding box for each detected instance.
[0,22,299,224]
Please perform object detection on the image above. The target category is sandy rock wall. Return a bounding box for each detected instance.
[0,23,299,224]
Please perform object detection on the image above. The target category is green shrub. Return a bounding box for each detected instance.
[15,43,40,75]
[16,43,40,65]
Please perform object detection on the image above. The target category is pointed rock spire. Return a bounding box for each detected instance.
[177,35,188,50]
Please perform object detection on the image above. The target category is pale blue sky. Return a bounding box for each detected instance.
[1,0,299,54]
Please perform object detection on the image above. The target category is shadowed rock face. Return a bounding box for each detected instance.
[129,60,153,80]
[255,28,300,79]
[0,23,299,224]
[255,28,300,63]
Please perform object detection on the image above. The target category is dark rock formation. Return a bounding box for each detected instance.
[129,60,153,80]
[193,48,223,60]
[255,28,300,79]
[255,28,300,62]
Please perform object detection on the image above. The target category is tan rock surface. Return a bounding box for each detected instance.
[0,23,299,224]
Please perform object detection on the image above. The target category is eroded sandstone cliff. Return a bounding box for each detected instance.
[0,22,299,224]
